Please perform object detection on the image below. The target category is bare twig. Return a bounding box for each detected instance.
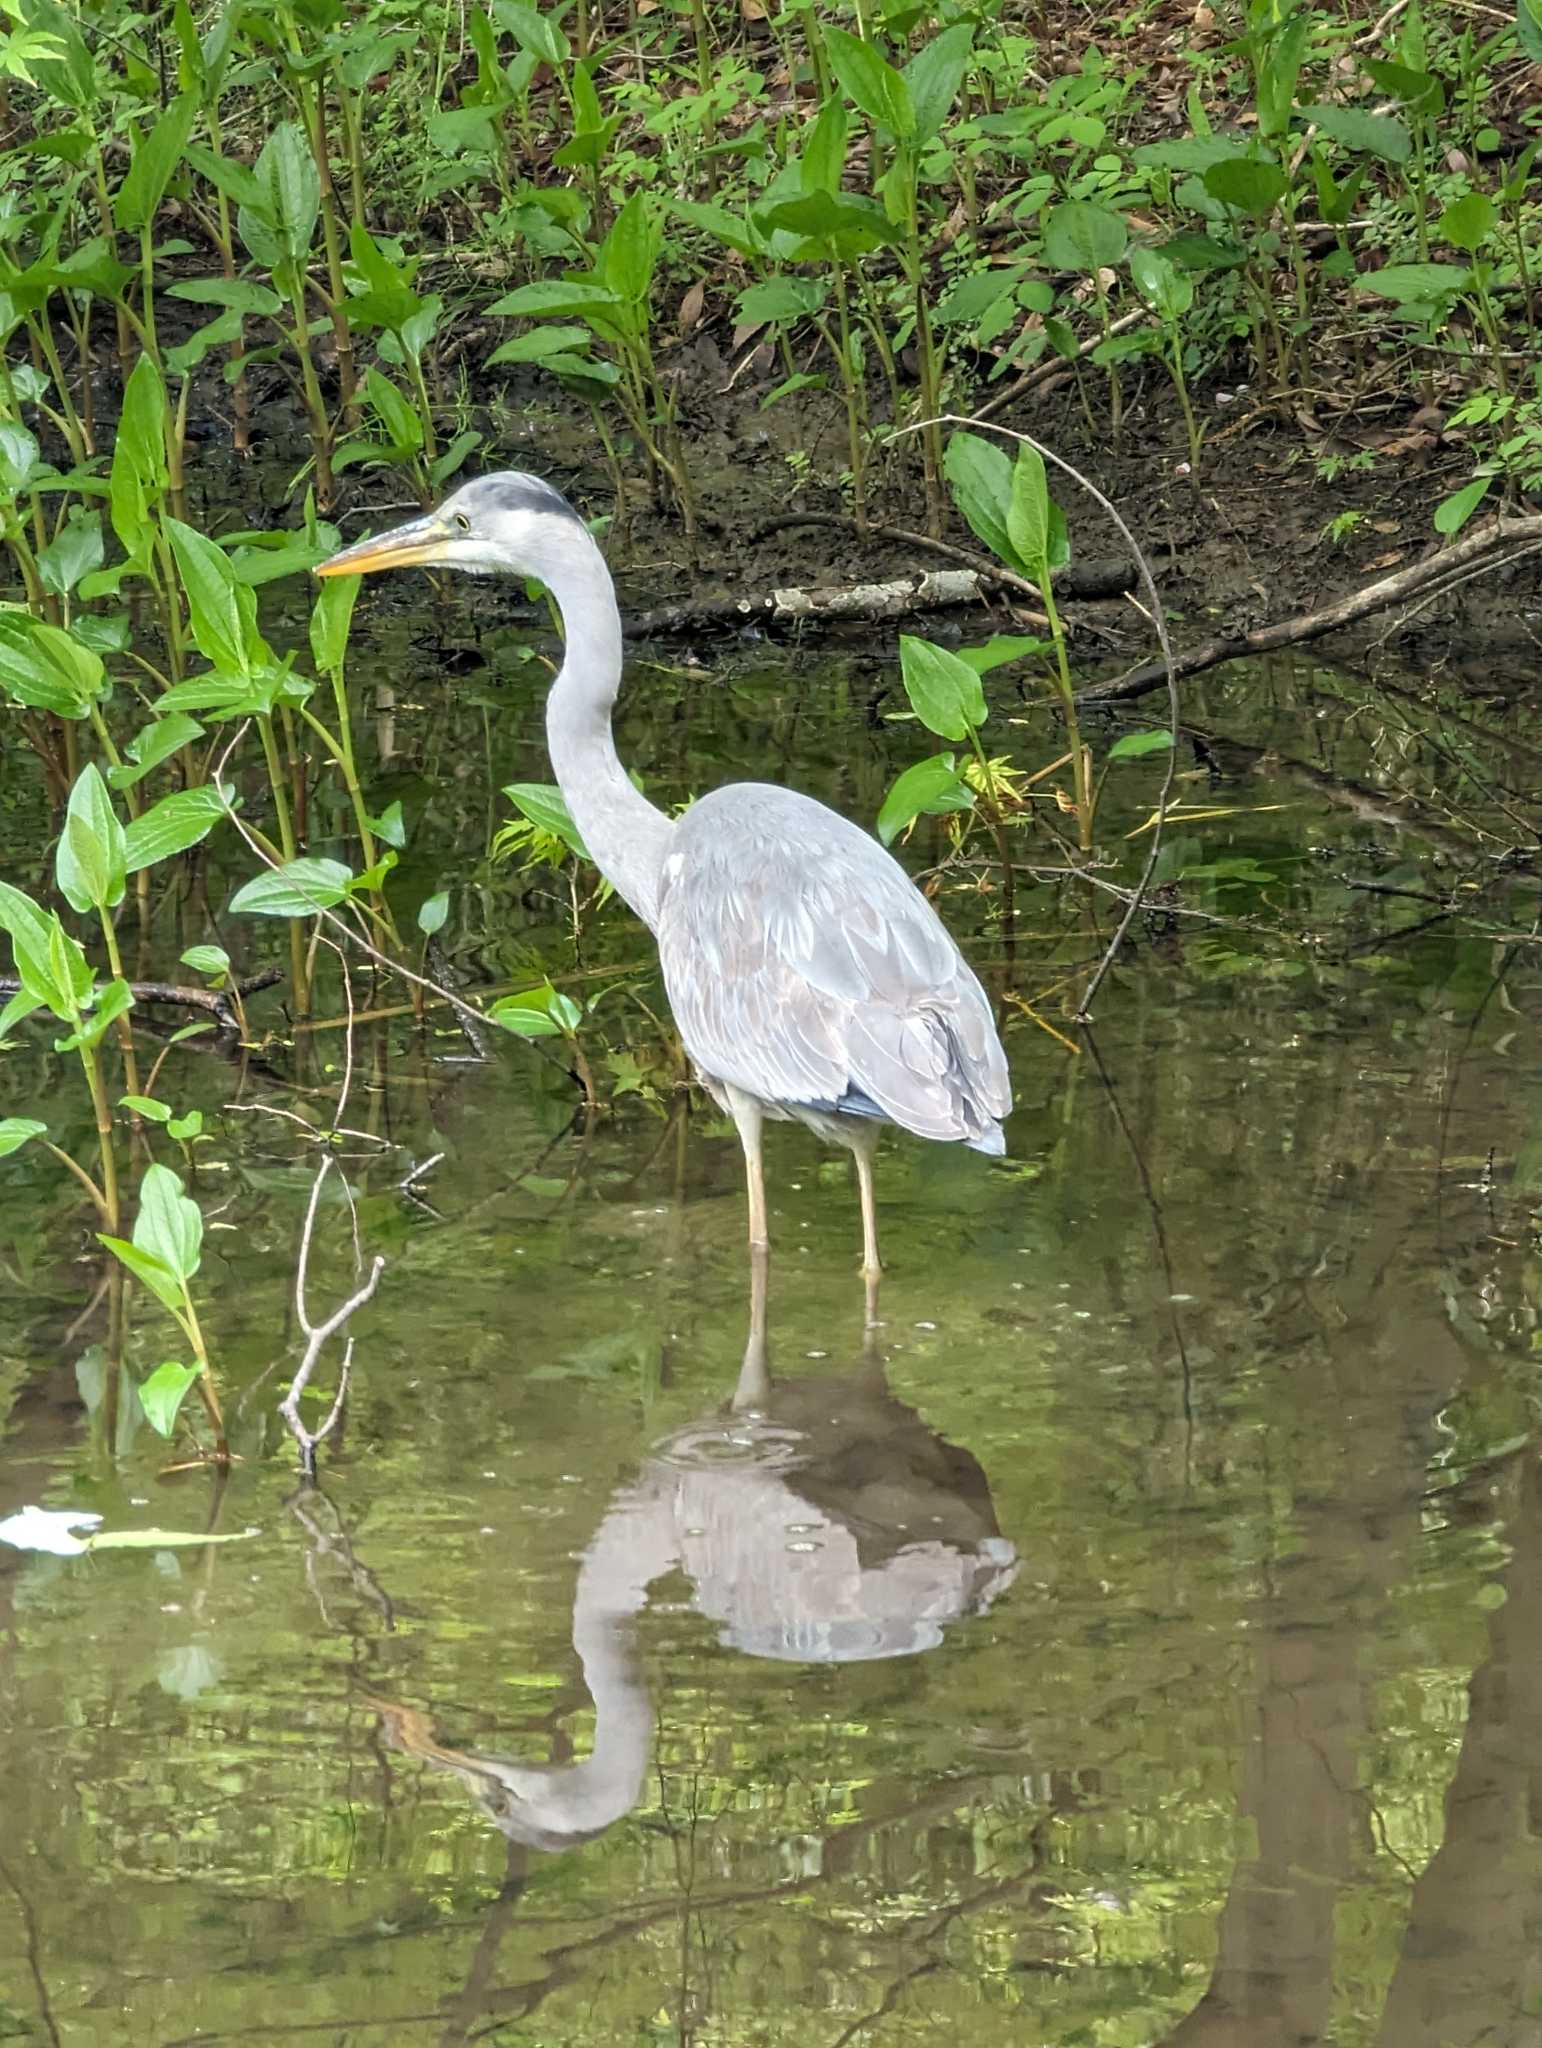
[276,940,386,1477]
[0,967,281,1032]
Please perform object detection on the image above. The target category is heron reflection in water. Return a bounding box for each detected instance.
[367,1271,1017,1852]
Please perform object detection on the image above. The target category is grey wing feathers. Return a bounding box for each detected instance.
[655,785,1010,1150]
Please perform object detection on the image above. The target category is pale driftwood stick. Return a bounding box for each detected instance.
[628,567,1042,636]
[1077,513,1542,706]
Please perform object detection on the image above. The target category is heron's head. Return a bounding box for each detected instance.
[315,471,590,585]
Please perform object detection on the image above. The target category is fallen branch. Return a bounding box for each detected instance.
[0,966,281,1033]
[1078,512,1542,706]
[628,567,1034,636]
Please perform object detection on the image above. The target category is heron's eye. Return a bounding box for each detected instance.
[453,512,472,534]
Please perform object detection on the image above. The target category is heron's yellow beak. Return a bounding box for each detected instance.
[315,513,454,578]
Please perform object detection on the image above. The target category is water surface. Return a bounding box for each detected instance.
[1,611,1538,2046]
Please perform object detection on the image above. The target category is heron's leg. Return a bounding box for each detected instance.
[731,1242,771,1412]
[851,1125,883,1286]
[724,1084,769,1253]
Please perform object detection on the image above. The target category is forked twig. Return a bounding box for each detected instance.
[276,939,386,1476]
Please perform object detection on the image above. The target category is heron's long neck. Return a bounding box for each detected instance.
[542,540,672,929]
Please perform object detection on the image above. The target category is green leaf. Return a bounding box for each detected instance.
[0,614,105,717]
[123,786,229,874]
[802,95,848,195]
[167,1109,203,1142]
[364,367,423,453]
[1006,443,1052,576]
[0,422,40,493]
[488,983,581,1037]
[1434,473,1493,535]
[120,1094,173,1122]
[1438,191,1497,252]
[56,977,133,1054]
[1129,246,1194,322]
[88,1524,257,1550]
[230,857,354,917]
[0,882,71,1015]
[491,0,569,64]
[1298,103,1411,163]
[134,1162,202,1283]
[485,279,625,321]
[56,763,127,914]
[735,277,829,325]
[597,193,662,304]
[1520,0,1542,64]
[167,276,284,317]
[36,509,104,598]
[1203,157,1288,217]
[1357,262,1469,303]
[876,754,975,846]
[1361,56,1443,116]
[108,712,204,789]
[138,1360,201,1437]
[898,636,987,741]
[956,634,1050,673]
[417,889,450,936]
[823,25,915,140]
[1107,728,1175,760]
[180,943,231,978]
[98,1236,184,1313]
[903,22,972,145]
[115,94,197,232]
[0,1118,46,1159]
[1042,199,1128,271]
[370,799,406,849]
[239,121,321,270]
[944,430,1021,575]
[503,783,590,859]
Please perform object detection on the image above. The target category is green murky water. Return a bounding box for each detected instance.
[2,596,1540,2046]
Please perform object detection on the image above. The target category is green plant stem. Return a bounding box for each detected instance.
[41,1139,110,1221]
[258,710,310,1017]
[282,291,336,505]
[97,908,143,1099]
[77,1044,120,1235]
[177,1283,228,1455]
[1038,572,1092,850]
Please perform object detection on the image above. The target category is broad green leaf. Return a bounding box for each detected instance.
[1129,246,1194,322]
[98,1236,184,1313]
[1042,200,1128,271]
[1107,728,1175,760]
[0,882,71,1015]
[876,754,975,845]
[898,636,987,741]
[1521,0,1542,63]
[55,977,133,1054]
[956,634,1050,673]
[309,571,360,675]
[1361,56,1443,116]
[120,1094,173,1122]
[138,1360,201,1436]
[492,0,569,64]
[1434,473,1493,534]
[180,944,231,978]
[935,265,1029,325]
[823,25,915,141]
[0,614,105,717]
[489,984,581,1037]
[484,323,593,365]
[167,276,284,316]
[1357,262,1468,303]
[239,121,321,270]
[1438,191,1497,252]
[598,193,662,303]
[735,277,829,325]
[134,1162,202,1282]
[903,22,972,145]
[116,94,198,231]
[37,509,104,596]
[802,95,848,195]
[56,763,127,914]
[364,368,423,452]
[108,712,204,789]
[230,857,354,916]
[89,1525,257,1550]
[503,783,590,859]
[0,1118,46,1159]
[370,800,406,849]
[0,422,39,492]
[417,889,450,935]
[944,430,1021,574]
[1298,103,1411,163]
[1006,443,1052,576]
[485,279,625,320]
[123,786,229,873]
[1203,157,1288,217]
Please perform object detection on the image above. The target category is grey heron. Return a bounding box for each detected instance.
[317,472,1011,1273]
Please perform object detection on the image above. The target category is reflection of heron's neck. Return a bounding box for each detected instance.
[541,539,672,928]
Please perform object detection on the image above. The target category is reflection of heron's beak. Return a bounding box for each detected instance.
[315,514,453,578]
